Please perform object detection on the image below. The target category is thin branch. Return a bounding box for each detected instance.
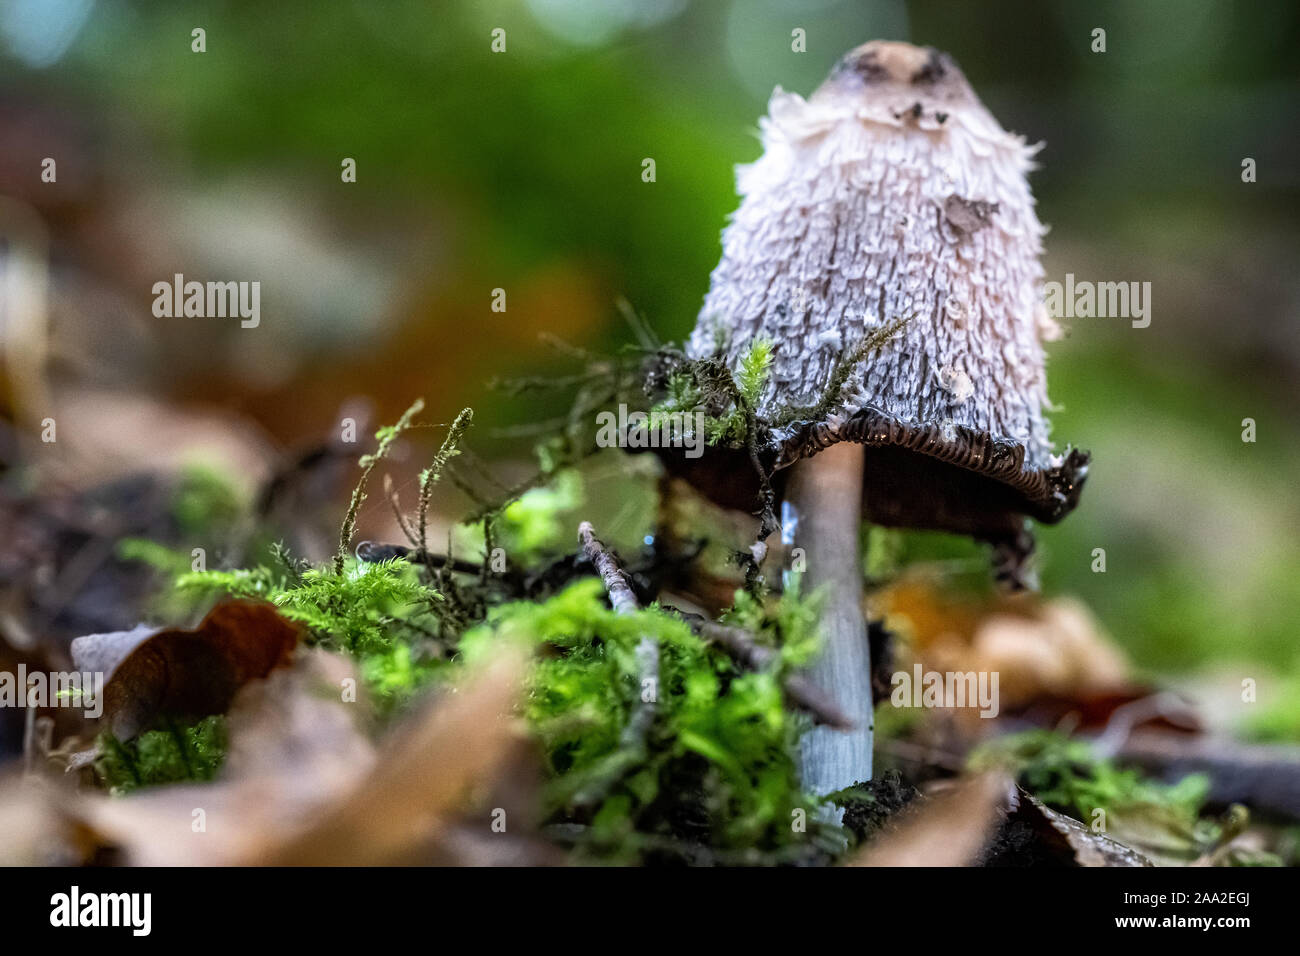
[489,369,613,396]
[454,447,513,496]
[577,521,659,754]
[578,521,640,614]
[538,331,601,362]
[383,474,420,547]
[667,611,854,730]
[574,519,848,730]
[445,463,494,508]
[354,541,473,574]
[616,297,660,350]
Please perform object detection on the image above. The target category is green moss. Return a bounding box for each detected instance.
[362,641,450,714]
[459,578,827,861]
[117,537,193,576]
[1241,672,1300,743]
[180,557,444,658]
[336,398,428,573]
[498,469,584,562]
[646,338,774,449]
[99,399,887,861]
[720,581,821,669]
[966,730,1282,864]
[172,465,244,537]
[97,716,227,794]
[970,729,1208,824]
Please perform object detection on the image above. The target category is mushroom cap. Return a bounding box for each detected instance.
[672,41,1088,576]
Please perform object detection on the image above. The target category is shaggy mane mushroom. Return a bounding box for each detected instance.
[655,40,1091,799]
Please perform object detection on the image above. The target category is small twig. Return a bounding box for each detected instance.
[383,474,420,547]
[578,522,639,614]
[616,297,660,350]
[482,517,498,582]
[445,464,495,509]
[464,471,546,524]
[354,540,478,575]
[1090,692,1198,759]
[577,521,660,753]
[667,611,854,730]
[454,448,513,497]
[22,683,38,775]
[488,370,612,396]
[538,331,600,362]
[1118,731,1300,821]
[744,421,778,540]
[876,737,967,774]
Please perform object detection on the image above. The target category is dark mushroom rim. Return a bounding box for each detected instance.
[777,405,1090,525]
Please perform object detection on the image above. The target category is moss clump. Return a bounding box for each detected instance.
[180,558,443,658]
[970,729,1209,824]
[1241,671,1300,743]
[104,399,861,863]
[719,583,822,667]
[970,731,1287,866]
[648,337,774,449]
[97,716,227,794]
[497,469,585,564]
[173,556,451,716]
[361,640,448,714]
[459,578,832,862]
[172,465,244,537]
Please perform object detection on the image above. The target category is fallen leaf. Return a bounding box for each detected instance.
[81,649,371,865]
[1012,789,1153,867]
[849,772,1010,867]
[70,600,300,738]
[881,579,1137,719]
[264,647,526,864]
[0,775,92,865]
[79,646,529,865]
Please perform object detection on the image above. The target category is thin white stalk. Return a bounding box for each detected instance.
[784,441,872,795]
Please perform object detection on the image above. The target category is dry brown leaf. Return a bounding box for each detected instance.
[80,646,528,865]
[881,579,1135,718]
[973,599,1130,705]
[424,820,565,867]
[1013,790,1152,867]
[0,775,94,865]
[70,600,300,738]
[849,772,1011,867]
[81,649,371,865]
[263,647,527,864]
[36,387,275,495]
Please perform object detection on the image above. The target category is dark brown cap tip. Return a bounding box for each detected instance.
[825,40,971,103]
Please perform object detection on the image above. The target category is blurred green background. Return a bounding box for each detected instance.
[1,0,1297,684]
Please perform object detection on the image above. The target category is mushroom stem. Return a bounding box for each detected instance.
[785,441,873,795]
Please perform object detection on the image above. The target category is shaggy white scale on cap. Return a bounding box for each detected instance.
[689,41,1055,470]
